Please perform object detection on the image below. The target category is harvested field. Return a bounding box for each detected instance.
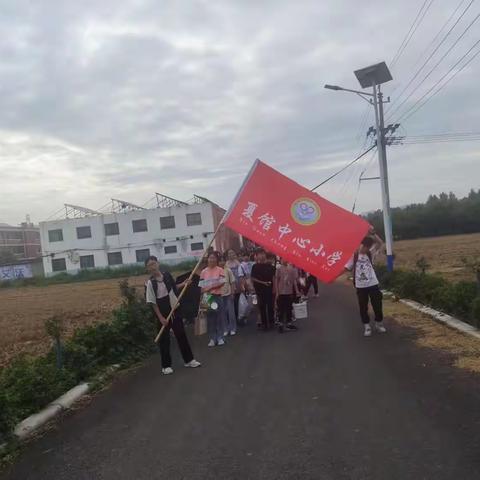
[378,232,480,282]
[0,275,149,368]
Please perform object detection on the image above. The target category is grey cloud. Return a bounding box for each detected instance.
[0,0,479,224]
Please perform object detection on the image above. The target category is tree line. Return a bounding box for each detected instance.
[365,189,480,240]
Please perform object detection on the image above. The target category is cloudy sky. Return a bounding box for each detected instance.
[1,0,479,225]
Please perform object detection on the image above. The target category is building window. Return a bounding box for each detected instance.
[186,213,202,226]
[48,229,63,242]
[5,231,23,241]
[164,245,177,254]
[5,245,26,256]
[136,248,150,263]
[52,258,66,272]
[107,252,123,266]
[104,222,119,236]
[160,216,176,230]
[80,255,95,269]
[76,226,92,239]
[191,242,204,251]
[132,219,148,233]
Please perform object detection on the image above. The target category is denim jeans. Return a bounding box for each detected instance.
[222,295,237,334]
[206,294,225,342]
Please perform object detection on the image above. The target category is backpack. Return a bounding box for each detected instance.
[144,271,178,302]
[352,251,373,287]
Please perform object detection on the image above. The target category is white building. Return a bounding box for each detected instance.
[40,195,241,276]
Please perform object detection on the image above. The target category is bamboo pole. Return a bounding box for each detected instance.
[154,221,224,343]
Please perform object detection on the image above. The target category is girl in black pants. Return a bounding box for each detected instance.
[145,256,201,375]
[276,260,300,333]
[344,230,387,337]
[251,249,276,330]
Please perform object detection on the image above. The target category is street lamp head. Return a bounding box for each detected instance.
[324,84,343,91]
[354,61,393,88]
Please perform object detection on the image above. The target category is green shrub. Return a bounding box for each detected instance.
[472,297,480,328]
[430,284,457,313]
[451,282,478,317]
[378,267,478,326]
[415,256,430,274]
[0,357,77,432]
[0,280,158,440]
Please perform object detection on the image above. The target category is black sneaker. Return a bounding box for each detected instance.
[286,323,298,331]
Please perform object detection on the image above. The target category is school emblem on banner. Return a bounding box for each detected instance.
[291,198,321,226]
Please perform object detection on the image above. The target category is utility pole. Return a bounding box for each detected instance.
[325,62,396,271]
[372,83,394,271]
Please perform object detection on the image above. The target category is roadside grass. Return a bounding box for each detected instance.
[385,299,480,373]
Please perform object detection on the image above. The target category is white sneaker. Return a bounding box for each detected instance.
[224,331,229,337]
[364,324,372,337]
[230,331,236,336]
[208,340,215,347]
[185,359,201,368]
[162,367,174,375]
[217,339,225,346]
[375,322,387,333]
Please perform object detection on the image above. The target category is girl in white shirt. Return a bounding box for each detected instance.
[345,229,387,337]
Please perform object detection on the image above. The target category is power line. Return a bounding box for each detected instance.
[406,131,480,138]
[386,0,472,113]
[355,105,371,144]
[310,145,376,191]
[351,150,378,213]
[390,0,433,68]
[337,154,367,202]
[388,131,480,145]
[388,6,479,121]
[403,136,480,144]
[398,39,480,122]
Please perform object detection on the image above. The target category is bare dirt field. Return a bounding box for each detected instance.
[0,275,149,368]
[378,232,480,282]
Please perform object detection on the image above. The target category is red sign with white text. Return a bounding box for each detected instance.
[224,160,369,283]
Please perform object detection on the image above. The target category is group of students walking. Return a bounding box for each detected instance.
[200,248,309,345]
[145,226,386,374]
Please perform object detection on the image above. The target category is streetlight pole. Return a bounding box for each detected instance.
[325,61,395,271]
[372,83,394,271]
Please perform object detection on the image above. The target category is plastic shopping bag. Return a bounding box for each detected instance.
[238,293,249,320]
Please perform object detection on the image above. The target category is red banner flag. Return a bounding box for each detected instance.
[224,160,370,283]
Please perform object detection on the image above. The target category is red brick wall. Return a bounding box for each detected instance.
[211,204,241,253]
[24,229,41,259]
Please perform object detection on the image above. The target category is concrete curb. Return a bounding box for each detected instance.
[384,291,480,341]
[14,384,89,440]
[12,363,121,441]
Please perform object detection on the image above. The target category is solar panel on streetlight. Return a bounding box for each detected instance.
[354,61,392,88]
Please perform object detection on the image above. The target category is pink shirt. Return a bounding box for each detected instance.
[276,265,298,295]
[200,266,225,295]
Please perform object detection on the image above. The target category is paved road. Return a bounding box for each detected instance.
[3,284,480,480]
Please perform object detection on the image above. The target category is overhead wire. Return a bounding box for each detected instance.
[397,38,480,122]
[402,134,480,144]
[390,0,433,69]
[388,7,480,121]
[351,149,378,213]
[355,105,371,144]
[310,144,376,191]
[386,0,473,113]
